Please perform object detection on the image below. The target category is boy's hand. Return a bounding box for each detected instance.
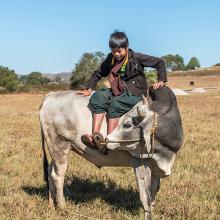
[152,81,165,90]
[75,88,93,96]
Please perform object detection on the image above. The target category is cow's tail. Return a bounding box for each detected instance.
[41,126,49,187]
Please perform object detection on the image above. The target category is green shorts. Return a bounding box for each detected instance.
[88,88,142,118]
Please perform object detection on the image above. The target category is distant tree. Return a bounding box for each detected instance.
[70,51,106,89]
[186,57,200,70]
[174,54,185,71]
[161,54,174,71]
[145,69,157,85]
[42,76,51,84]
[19,75,28,84]
[26,72,43,85]
[0,66,19,92]
[26,72,50,85]
[215,63,220,66]
[55,76,61,82]
[162,54,185,71]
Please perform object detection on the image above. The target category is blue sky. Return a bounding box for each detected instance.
[0,0,219,75]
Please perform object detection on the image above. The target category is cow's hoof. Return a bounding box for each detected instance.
[145,211,152,220]
[48,202,55,210]
[57,201,65,210]
[151,201,156,210]
[48,192,55,209]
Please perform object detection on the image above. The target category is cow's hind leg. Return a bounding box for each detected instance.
[133,157,152,220]
[48,157,67,209]
[48,160,56,207]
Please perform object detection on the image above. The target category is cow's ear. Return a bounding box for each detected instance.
[139,111,154,153]
[139,122,152,154]
[143,129,152,154]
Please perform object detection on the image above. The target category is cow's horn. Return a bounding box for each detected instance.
[141,94,148,106]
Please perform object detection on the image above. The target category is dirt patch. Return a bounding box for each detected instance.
[172,88,189,96]
[190,88,207,93]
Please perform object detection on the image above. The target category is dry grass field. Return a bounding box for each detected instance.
[167,75,220,90]
[0,88,219,219]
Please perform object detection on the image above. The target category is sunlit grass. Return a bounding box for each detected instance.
[0,91,219,219]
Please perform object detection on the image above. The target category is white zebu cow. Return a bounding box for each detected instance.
[39,86,184,220]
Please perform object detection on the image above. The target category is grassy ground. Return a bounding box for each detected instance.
[167,75,220,90]
[0,90,219,220]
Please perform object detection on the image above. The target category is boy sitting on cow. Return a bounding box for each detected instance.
[76,31,167,152]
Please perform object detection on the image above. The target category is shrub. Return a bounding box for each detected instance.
[0,66,19,92]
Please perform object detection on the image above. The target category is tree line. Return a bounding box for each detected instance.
[0,68,62,92]
[0,52,202,92]
[162,54,200,71]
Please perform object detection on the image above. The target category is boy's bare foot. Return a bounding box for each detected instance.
[81,132,108,155]
[93,132,108,155]
[81,134,96,149]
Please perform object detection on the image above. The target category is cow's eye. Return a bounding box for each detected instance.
[132,116,144,126]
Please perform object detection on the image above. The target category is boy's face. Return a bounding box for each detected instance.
[111,47,127,61]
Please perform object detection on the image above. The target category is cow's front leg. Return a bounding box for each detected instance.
[49,157,67,209]
[151,175,160,209]
[133,157,152,220]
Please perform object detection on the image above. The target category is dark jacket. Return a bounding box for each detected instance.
[87,49,167,96]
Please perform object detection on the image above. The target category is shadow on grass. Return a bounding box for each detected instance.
[22,175,141,213]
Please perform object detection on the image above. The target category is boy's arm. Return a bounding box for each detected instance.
[135,53,167,82]
[86,65,103,90]
[76,56,110,96]
[86,55,110,90]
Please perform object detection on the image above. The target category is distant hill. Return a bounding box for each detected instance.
[43,72,72,82]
